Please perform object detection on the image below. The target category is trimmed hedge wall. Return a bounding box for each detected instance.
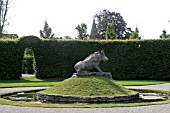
[34,40,102,78]
[0,36,170,80]
[34,39,170,80]
[0,40,23,79]
[0,36,40,79]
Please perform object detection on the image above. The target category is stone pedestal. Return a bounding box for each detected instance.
[72,72,112,79]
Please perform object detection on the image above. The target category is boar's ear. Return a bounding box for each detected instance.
[101,49,104,53]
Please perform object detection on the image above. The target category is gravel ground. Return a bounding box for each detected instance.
[0,87,49,93]
[0,104,170,113]
[126,83,170,91]
[22,74,36,78]
[0,81,170,113]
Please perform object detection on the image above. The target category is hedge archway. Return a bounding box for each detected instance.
[0,36,41,80]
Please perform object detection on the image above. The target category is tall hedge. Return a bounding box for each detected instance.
[34,39,170,80]
[34,40,101,78]
[0,36,40,80]
[0,36,170,80]
[0,40,23,79]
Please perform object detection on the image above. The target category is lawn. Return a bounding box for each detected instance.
[115,80,168,86]
[0,77,63,88]
[0,76,169,108]
[0,76,168,88]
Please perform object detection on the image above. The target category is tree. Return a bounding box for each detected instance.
[0,0,10,38]
[39,20,55,38]
[106,21,117,40]
[130,26,140,39]
[124,28,132,39]
[93,9,131,39]
[75,23,88,40]
[160,30,170,38]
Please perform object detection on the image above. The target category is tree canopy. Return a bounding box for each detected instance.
[106,21,117,40]
[130,26,140,39]
[160,30,170,38]
[75,23,88,40]
[91,9,132,39]
[39,20,55,38]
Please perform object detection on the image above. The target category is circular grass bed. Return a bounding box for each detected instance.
[1,88,170,108]
[37,76,139,103]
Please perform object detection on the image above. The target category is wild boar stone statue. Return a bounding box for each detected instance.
[73,50,112,79]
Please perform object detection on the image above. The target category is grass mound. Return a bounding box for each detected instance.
[41,76,137,97]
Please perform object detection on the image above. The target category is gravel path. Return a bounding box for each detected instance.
[126,83,170,91]
[0,83,170,113]
[0,87,49,93]
[0,104,170,113]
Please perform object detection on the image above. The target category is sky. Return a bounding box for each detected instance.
[5,0,170,39]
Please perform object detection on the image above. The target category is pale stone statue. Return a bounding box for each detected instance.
[74,50,108,73]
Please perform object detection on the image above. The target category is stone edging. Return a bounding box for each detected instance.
[72,72,113,79]
[36,93,139,103]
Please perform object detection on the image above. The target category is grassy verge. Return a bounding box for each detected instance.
[0,89,170,108]
[0,77,168,88]
[0,76,170,108]
[116,80,168,86]
[0,77,63,88]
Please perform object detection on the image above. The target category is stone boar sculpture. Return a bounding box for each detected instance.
[74,50,108,73]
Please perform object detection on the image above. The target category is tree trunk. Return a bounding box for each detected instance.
[0,0,9,38]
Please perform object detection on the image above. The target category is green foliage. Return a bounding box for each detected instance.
[0,40,23,79]
[117,80,167,86]
[0,77,166,88]
[0,77,63,88]
[106,22,117,40]
[39,20,55,38]
[22,48,35,74]
[75,23,88,39]
[94,9,132,39]
[130,27,140,39]
[24,48,34,57]
[1,36,170,80]
[34,39,170,80]
[0,36,41,79]
[160,30,170,38]
[17,35,41,48]
[18,36,41,76]
[22,56,34,74]
[130,31,136,39]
